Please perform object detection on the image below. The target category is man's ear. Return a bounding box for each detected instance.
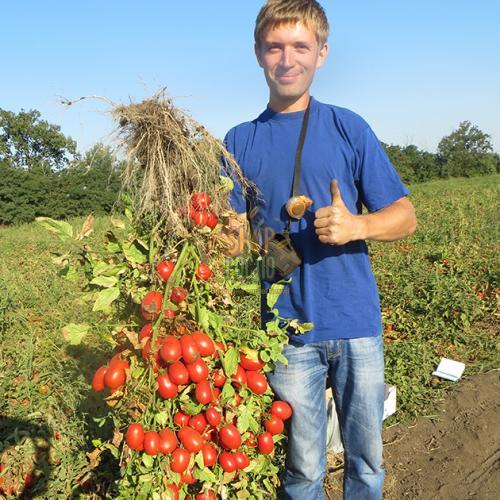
[255,43,264,68]
[316,42,329,69]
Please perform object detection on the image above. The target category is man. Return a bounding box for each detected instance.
[224,1,417,499]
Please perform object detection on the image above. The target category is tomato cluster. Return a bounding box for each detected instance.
[189,192,218,229]
[92,354,129,393]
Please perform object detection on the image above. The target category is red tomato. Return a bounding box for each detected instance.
[143,431,160,456]
[171,448,191,473]
[157,372,178,399]
[212,369,226,387]
[205,408,221,427]
[191,331,215,357]
[167,484,179,500]
[231,364,247,388]
[125,423,144,451]
[218,424,241,450]
[139,323,153,341]
[180,335,200,364]
[219,451,237,473]
[142,337,161,362]
[257,432,274,454]
[108,354,129,371]
[164,308,176,319]
[168,361,190,385]
[264,414,284,435]
[245,431,257,447]
[173,411,190,427]
[156,260,175,281]
[213,341,226,359]
[196,263,213,281]
[239,353,265,371]
[271,401,293,421]
[232,392,242,406]
[192,210,209,227]
[191,192,211,210]
[246,371,268,395]
[170,287,188,304]
[181,467,197,485]
[160,336,182,363]
[195,380,213,405]
[159,428,178,454]
[104,365,126,389]
[233,451,250,470]
[92,365,107,391]
[212,387,221,403]
[205,211,218,229]
[201,443,218,467]
[189,414,207,433]
[196,490,217,500]
[187,358,209,383]
[141,291,164,320]
[178,427,203,453]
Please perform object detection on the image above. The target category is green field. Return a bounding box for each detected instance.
[0,175,498,497]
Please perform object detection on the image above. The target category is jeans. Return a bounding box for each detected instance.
[266,336,385,500]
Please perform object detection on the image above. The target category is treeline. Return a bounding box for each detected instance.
[1,108,498,225]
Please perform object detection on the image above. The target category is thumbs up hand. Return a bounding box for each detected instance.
[314,180,361,245]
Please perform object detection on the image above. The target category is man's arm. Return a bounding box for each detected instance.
[314,180,417,245]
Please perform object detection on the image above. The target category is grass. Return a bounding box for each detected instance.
[0,174,498,497]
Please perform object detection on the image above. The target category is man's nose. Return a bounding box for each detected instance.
[280,47,295,68]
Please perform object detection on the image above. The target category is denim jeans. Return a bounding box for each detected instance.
[266,336,385,500]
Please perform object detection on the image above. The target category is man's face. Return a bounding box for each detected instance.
[255,22,328,110]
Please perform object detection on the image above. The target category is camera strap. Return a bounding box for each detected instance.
[285,99,311,232]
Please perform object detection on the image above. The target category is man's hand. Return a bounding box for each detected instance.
[314,180,361,245]
[219,212,248,257]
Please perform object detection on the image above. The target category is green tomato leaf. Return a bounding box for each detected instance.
[142,454,154,469]
[221,381,235,401]
[267,282,286,309]
[222,347,239,377]
[155,412,169,427]
[90,275,119,288]
[62,323,89,345]
[110,216,126,229]
[122,241,147,264]
[297,322,314,334]
[36,217,73,241]
[198,306,210,332]
[219,175,235,192]
[193,466,217,483]
[93,287,120,312]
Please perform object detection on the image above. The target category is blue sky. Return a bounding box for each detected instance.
[1,1,499,153]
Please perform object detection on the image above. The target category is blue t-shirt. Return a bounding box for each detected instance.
[225,96,409,343]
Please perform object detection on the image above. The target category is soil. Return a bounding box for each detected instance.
[325,371,500,500]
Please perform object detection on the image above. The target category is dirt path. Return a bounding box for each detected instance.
[325,371,500,499]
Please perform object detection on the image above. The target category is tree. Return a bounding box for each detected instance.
[383,143,439,184]
[437,121,496,177]
[0,108,77,173]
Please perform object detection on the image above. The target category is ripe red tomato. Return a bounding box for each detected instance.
[218,424,241,450]
[141,291,164,320]
[213,341,226,359]
[157,372,178,399]
[191,192,211,210]
[160,336,182,363]
[178,427,203,453]
[201,443,218,467]
[92,365,107,391]
[231,365,247,388]
[191,331,215,357]
[180,467,197,485]
[196,490,217,500]
[271,400,293,421]
[125,423,144,451]
[232,392,242,406]
[173,411,190,427]
[170,286,188,304]
[212,368,226,387]
[205,408,221,427]
[239,353,265,371]
[245,431,257,447]
[186,358,209,383]
[195,380,213,405]
[264,414,284,435]
[180,335,199,364]
[143,431,160,456]
[139,323,153,341]
[196,263,213,281]
[192,210,209,227]
[104,365,126,389]
[233,451,250,470]
[205,211,218,229]
[246,371,268,395]
[158,428,178,454]
[108,354,129,371]
[212,387,221,404]
[189,414,207,433]
[167,484,179,500]
[257,432,274,454]
[219,451,237,472]
[164,308,176,319]
[156,260,175,281]
[171,448,190,473]
[168,361,190,385]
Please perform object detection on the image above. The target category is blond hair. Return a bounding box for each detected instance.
[254,0,330,48]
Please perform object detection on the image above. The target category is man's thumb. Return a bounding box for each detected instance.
[330,179,342,206]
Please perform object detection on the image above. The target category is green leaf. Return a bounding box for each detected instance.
[62,323,89,345]
[267,282,286,309]
[106,241,121,254]
[155,412,169,427]
[122,241,147,264]
[93,287,120,312]
[198,306,210,332]
[36,217,73,241]
[219,175,235,192]
[60,265,79,282]
[90,275,119,288]
[221,381,235,401]
[124,207,133,223]
[222,347,239,377]
[142,454,154,468]
[193,466,217,483]
[296,322,314,334]
[110,216,126,229]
